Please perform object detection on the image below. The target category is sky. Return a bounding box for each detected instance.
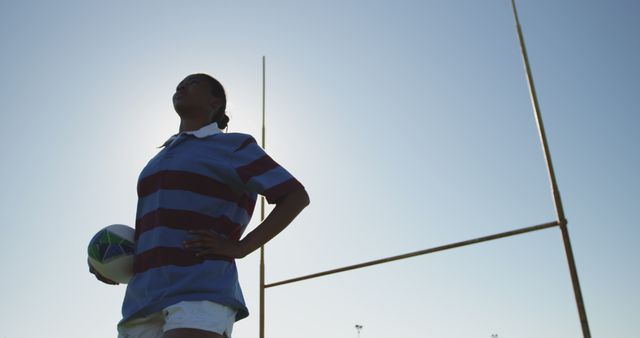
[0,0,638,337]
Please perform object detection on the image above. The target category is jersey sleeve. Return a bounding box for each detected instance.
[230,135,305,204]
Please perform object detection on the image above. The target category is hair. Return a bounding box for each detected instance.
[194,73,230,129]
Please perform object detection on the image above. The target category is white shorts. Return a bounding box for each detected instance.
[117,300,237,338]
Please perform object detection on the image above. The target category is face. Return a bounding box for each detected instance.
[172,75,220,118]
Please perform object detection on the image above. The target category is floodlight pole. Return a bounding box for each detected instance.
[355,324,363,338]
[259,55,266,338]
[510,1,591,337]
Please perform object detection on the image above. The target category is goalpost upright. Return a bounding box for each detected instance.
[257,2,592,337]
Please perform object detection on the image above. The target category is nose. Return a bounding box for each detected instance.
[173,90,184,101]
[176,82,188,92]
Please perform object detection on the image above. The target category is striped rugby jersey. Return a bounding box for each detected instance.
[120,126,304,323]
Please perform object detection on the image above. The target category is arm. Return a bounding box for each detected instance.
[185,188,310,258]
[238,188,310,257]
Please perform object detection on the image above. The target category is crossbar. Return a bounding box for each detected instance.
[265,220,559,288]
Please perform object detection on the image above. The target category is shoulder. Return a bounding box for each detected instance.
[219,132,260,152]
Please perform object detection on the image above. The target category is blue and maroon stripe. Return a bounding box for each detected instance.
[235,155,280,184]
[135,208,243,241]
[234,137,257,153]
[137,170,255,215]
[133,247,233,274]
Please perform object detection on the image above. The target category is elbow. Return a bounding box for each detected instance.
[300,188,310,208]
[291,187,310,210]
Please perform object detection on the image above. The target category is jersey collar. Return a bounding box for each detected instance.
[160,122,222,148]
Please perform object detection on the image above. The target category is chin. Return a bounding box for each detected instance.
[173,103,189,116]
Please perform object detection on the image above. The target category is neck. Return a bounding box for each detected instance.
[179,117,211,133]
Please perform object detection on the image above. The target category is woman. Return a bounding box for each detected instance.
[91,73,310,338]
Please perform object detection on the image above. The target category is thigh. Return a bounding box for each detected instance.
[162,328,225,338]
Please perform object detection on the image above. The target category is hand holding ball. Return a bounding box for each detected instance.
[87,224,135,284]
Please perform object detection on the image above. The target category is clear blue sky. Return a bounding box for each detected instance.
[0,0,638,337]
